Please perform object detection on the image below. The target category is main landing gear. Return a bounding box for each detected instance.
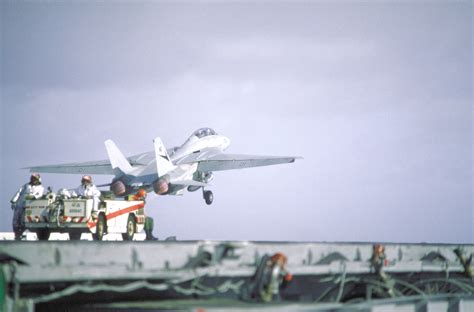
[203,188,213,205]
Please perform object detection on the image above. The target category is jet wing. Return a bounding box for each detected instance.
[26,150,153,175]
[26,160,115,175]
[196,154,301,172]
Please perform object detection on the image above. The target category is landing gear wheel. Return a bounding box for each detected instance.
[36,229,50,241]
[122,214,136,241]
[93,214,106,241]
[204,190,213,205]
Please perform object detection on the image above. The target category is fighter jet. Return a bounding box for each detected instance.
[28,128,300,204]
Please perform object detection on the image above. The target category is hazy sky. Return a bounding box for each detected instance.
[1,1,472,243]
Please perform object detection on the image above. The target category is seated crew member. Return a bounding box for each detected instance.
[74,175,101,210]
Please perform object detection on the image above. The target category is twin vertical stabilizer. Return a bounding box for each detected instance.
[105,139,133,174]
[104,137,176,179]
[153,137,175,177]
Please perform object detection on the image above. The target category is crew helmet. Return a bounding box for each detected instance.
[136,189,147,198]
[30,173,41,184]
[81,175,92,184]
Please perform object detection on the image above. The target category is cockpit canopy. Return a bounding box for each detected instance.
[192,128,217,139]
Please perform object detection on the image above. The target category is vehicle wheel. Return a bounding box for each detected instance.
[14,225,24,241]
[204,190,213,205]
[36,229,50,241]
[69,232,82,240]
[14,230,23,241]
[93,214,106,241]
[122,214,136,241]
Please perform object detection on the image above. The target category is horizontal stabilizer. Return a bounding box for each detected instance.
[170,179,209,187]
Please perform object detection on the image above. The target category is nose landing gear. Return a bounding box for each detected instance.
[203,189,213,205]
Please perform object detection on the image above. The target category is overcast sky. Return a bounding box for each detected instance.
[1,1,472,243]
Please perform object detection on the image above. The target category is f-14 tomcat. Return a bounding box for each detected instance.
[28,128,301,205]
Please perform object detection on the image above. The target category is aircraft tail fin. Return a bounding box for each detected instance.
[104,139,133,174]
[153,137,175,177]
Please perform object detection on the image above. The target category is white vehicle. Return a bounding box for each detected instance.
[28,128,301,205]
[23,197,146,241]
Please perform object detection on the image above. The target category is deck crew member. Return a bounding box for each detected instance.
[74,175,101,210]
[132,189,158,241]
[10,173,45,240]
